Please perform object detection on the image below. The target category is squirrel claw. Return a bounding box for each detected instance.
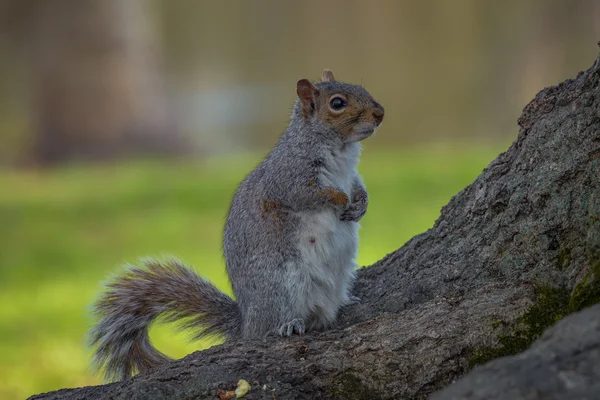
[353,191,367,203]
[340,190,367,222]
[278,318,306,336]
[340,206,366,222]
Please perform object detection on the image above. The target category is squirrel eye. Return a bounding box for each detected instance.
[329,97,347,111]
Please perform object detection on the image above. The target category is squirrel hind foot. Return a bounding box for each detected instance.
[278,318,306,337]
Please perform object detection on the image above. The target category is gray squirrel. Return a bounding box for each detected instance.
[89,69,385,381]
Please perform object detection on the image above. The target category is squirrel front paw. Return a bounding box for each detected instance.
[278,318,306,336]
[340,190,368,222]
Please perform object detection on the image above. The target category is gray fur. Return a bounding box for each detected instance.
[89,75,383,381]
[88,259,240,381]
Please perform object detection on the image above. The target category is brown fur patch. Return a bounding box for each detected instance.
[318,102,364,137]
[261,200,280,214]
[311,84,384,137]
[319,187,349,207]
[260,199,286,229]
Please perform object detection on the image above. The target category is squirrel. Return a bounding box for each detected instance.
[88,69,385,381]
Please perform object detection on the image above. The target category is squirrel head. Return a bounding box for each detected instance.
[294,69,384,143]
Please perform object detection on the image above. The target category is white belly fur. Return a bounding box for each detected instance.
[291,143,361,329]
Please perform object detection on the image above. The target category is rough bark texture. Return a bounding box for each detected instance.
[31,54,600,399]
[431,303,600,400]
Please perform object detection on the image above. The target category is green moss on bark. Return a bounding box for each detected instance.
[569,260,600,311]
[469,285,570,368]
[470,244,600,369]
[557,247,572,270]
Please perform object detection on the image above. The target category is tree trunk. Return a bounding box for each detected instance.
[30,53,600,399]
[431,303,600,400]
[29,0,185,165]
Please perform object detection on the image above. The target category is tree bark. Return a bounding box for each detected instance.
[431,303,600,400]
[30,54,600,399]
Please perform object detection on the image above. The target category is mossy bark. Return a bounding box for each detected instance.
[432,304,600,400]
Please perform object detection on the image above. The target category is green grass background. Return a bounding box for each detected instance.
[0,142,509,399]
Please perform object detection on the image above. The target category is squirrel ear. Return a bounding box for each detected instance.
[321,69,336,82]
[296,79,319,118]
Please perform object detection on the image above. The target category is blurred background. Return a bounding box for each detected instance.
[0,0,598,398]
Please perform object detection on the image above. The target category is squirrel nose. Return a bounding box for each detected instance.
[372,102,385,127]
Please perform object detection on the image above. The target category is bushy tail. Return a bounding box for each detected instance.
[88,258,241,382]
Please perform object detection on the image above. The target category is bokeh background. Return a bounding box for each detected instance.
[0,0,598,398]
